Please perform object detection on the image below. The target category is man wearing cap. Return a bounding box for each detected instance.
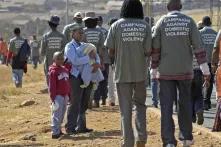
[200,16,217,110]
[41,15,66,91]
[105,0,152,146]
[83,12,105,107]
[63,12,84,42]
[151,0,210,146]
[64,24,100,134]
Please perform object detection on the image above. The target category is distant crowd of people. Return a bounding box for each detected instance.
[1,0,221,146]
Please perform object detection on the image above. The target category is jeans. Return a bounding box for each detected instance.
[117,81,147,147]
[159,80,193,146]
[204,63,214,107]
[151,79,159,106]
[12,69,24,87]
[65,75,92,132]
[94,64,109,102]
[51,95,68,135]
[32,56,39,69]
[191,69,204,118]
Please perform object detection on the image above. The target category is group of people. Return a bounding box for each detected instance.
[2,0,221,146]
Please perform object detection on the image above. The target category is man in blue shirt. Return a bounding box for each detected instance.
[64,24,100,134]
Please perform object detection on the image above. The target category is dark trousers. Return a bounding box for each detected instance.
[65,75,92,131]
[159,80,193,146]
[191,69,204,119]
[94,64,109,102]
[204,63,214,107]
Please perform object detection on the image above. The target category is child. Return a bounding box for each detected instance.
[49,51,70,139]
[76,43,104,89]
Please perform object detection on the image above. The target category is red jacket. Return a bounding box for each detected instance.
[49,63,70,101]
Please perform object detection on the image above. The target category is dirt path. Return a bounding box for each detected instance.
[0,65,221,146]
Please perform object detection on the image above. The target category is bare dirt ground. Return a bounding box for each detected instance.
[0,65,221,147]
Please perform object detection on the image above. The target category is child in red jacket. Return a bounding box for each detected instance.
[49,51,70,139]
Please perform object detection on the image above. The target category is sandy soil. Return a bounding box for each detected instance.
[0,65,221,147]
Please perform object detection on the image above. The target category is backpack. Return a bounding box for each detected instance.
[12,40,30,70]
[19,39,30,62]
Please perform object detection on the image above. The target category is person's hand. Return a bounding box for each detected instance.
[150,68,159,79]
[92,63,100,73]
[203,75,210,88]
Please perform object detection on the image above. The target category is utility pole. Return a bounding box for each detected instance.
[209,0,213,22]
[66,0,69,25]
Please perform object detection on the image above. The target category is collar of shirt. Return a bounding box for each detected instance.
[71,39,82,48]
[167,10,181,15]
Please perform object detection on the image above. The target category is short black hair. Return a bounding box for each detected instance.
[48,22,58,29]
[120,0,144,19]
[167,0,182,11]
[108,18,118,26]
[14,27,21,35]
[85,19,98,28]
[202,16,212,26]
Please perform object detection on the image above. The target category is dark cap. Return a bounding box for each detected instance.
[48,15,60,25]
[83,12,98,21]
[202,16,212,26]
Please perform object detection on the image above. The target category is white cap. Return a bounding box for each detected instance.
[74,12,83,18]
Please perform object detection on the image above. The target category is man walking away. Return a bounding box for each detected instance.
[105,0,152,146]
[151,0,210,146]
[40,15,67,93]
[200,16,217,110]
[30,35,40,69]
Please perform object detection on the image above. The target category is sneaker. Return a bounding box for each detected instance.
[101,99,106,105]
[166,144,176,147]
[196,111,204,125]
[136,141,145,147]
[109,102,115,106]
[40,88,48,94]
[76,128,93,133]
[93,101,100,108]
[152,103,158,108]
[66,129,77,135]
[182,140,194,147]
[52,134,61,139]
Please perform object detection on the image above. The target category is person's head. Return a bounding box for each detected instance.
[14,27,21,36]
[120,0,144,19]
[108,18,118,26]
[202,16,212,27]
[53,51,64,66]
[74,12,83,24]
[0,37,3,41]
[84,12,98,28]
[33,35,37,40]
[48,15,60,30]
[167,0,182,12]
[197,21,204,30]
[97,16,103,27]
[72,25,84,42]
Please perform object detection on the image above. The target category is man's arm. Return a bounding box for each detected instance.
[104,25,115,58]
[211,31,221,73]
[40,35,47,57]
[65,44,90,66]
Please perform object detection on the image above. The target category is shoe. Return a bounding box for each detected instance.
[165,144,176,147]
[196,111,204,125]
[76,128,93,133]
[136,141,145,147]
[152,103,158,108]
[101,99,106,105]
[93,101,100,108]
[109,102,115,106]
[52,134,61,139]
[66,129,77,135]
[40,88,48,94]
[182,140,194,147]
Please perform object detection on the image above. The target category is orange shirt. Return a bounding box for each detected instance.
[0,41,8,56]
